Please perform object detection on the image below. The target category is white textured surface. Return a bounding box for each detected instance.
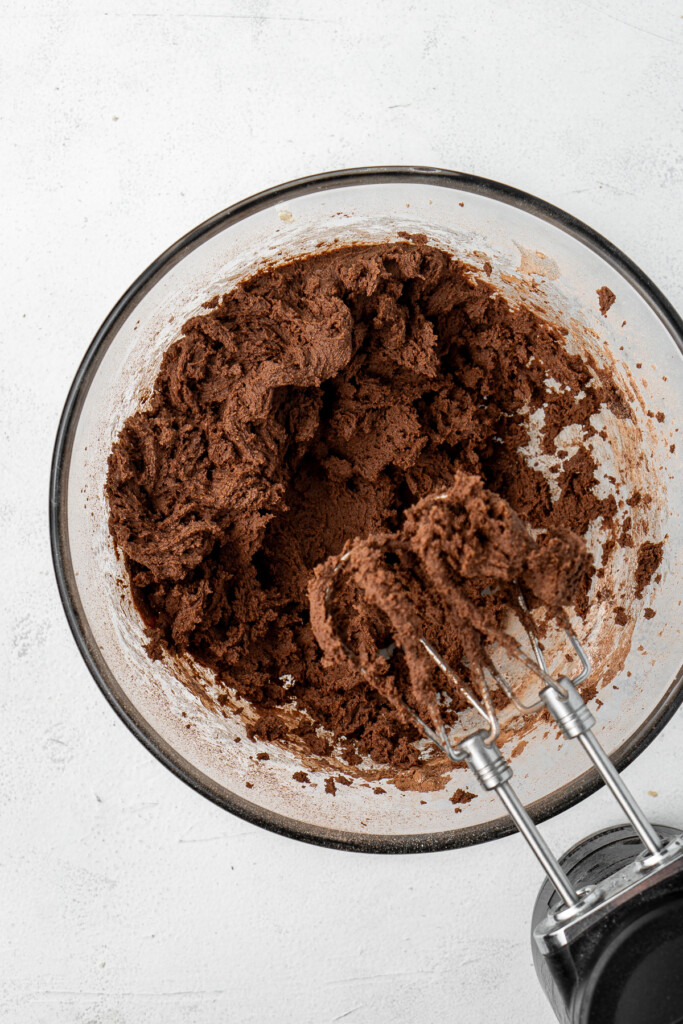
[2,1,682,1021]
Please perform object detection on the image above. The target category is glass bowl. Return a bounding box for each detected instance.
[50,167,683,852]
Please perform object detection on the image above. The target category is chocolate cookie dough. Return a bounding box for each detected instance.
[309,472,588,731]
[597,286,616,317]
[635,540,663,599]
[106,241,628,769]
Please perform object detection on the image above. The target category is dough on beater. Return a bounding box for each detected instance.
[308,471,589,729]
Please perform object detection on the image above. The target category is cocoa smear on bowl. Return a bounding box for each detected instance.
[106,241,655,775]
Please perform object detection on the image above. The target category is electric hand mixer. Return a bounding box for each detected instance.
[315,505,683,1024]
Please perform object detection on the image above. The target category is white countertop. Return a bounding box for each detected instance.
[3,1,682,1021]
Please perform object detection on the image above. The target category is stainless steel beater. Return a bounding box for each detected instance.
[416,612,683,907]
[321,552,683,1023]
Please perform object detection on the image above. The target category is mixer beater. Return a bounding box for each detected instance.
[317,545,683,1024]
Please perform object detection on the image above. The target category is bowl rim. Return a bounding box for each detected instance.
[49,165,683,854]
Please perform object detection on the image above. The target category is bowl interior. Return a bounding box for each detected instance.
[56,174,683,850]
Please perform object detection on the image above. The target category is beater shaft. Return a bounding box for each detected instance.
[541,677,663,857]
[496,783,579,908]
[577,731,662,856]
[456,731,579,906]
